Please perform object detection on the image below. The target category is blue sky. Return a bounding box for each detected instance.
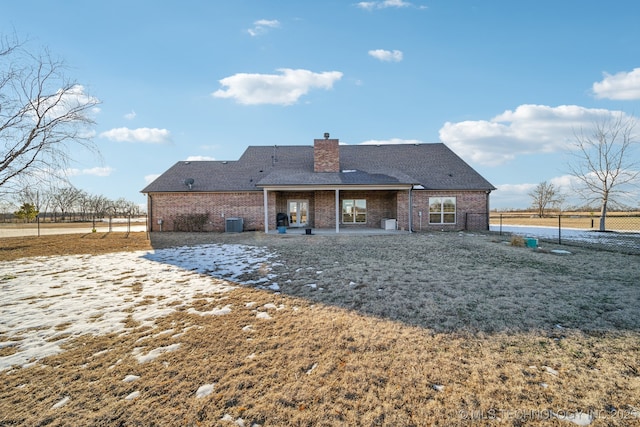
[3,0,640,210]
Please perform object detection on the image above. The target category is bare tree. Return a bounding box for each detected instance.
[50,186,81,221]
[87,194,111,229]
[528,181,561,217]
[0,34,100,192]
[568,114,640,231]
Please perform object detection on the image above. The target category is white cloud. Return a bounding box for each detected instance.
[35,84,100,120]
[368,49,403,62]
[491,183,536,210]
[124,110,136,120]
[439,104,630,166]
[100,127,171,144]
[144,174,161,185]
[212,68,343,106]
[491,174,595,210]
[66,166,114,177]
[185,155,215,161]
[359,138,424,145]
[549,174,578,191]
[357,0,412,10]
[592,68,640,100]
[247,19,280,36]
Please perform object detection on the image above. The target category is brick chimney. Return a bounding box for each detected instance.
[314,133,340,173]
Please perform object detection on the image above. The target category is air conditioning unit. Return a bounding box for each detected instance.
[225,217,243,233]
[381,218,397,230]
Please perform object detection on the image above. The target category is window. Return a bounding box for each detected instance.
[342,199,367,223]
[429,197,456,224]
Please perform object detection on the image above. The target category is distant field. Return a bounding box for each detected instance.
[0,219,147,237]
[490,212,640,231]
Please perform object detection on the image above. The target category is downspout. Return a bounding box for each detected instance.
[263,188,269,233]
[147,194,152,234]
[485,190,491,231]
[335,189,340,233]
[408,188,413,233]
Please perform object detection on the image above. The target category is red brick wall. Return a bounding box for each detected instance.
[313,139,340,173]
[397,191,409,231]
[314,191,336,228]
[410,190,489,231]
[149,192,265,232]
[148,189,490,232]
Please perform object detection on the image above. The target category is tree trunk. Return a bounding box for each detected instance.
[599,198,607,232]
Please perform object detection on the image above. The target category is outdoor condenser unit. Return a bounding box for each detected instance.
[225,217,243,233]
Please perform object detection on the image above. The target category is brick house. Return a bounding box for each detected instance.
[141,134,496,233]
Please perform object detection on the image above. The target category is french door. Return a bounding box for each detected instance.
[288,200,308,227]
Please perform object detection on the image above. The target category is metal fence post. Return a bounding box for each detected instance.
[558,215,562,245]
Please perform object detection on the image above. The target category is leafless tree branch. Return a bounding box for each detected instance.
[0,36,100,193]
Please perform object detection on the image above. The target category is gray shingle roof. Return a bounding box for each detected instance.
[141,143,495,193]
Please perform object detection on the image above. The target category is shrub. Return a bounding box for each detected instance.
[510,235,525,247]
[172,213,209,232]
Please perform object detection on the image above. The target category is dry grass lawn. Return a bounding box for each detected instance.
[1,231,639,426]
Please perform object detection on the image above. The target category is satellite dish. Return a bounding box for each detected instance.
[184,178,195,189]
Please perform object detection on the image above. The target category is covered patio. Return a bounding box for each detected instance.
[260,185,413,234]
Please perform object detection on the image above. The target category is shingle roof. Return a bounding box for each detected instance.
[141,143,495,193]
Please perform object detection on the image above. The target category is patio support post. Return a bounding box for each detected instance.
[335,189,340,233]
[263,188,269,233]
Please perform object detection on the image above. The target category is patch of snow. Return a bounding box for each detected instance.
[133,343,181,363]
[221,414,248,426]
[0,243,278,371]
[125,391,140,400]
[188,305,233,316]
[306,363,318,375]
[256,312,272,320]
[51,396,70,409]
[552,411,593,425]
[543,366,559,376]
[122,375,140,383]
[432,384,445,392]
[195,383,215,398]
[551,249,572,255]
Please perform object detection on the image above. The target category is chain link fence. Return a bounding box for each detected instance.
[490,213,640,255]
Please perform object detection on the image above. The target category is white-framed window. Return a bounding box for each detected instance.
[429,197,456,224]
[342,199,367,223]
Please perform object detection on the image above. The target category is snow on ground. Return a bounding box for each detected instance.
[0,244,277,371]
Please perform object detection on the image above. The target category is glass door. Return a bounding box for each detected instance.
[288,200,308,227]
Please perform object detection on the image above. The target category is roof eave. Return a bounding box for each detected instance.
[257,184,413,191]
